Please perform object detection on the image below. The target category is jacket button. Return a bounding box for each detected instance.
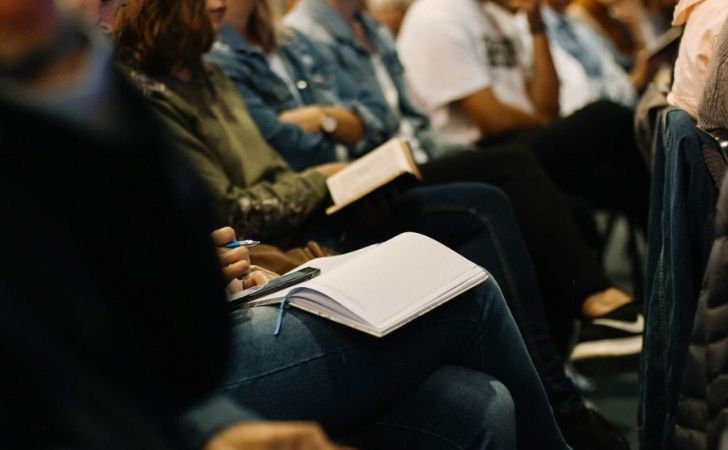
[296,80,308,90]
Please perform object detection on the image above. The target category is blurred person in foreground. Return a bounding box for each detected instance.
[0,0,345,448]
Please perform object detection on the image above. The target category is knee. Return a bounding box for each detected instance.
[455,182,514,218]
[427,366,516,450]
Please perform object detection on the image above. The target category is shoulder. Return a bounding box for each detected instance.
[285,13,334,44]
[121,66,170,99]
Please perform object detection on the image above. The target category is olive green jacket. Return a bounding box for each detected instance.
[127,64,328,240]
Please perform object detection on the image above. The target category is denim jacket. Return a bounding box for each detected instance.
[286,0,440,159]
[206,24,395,171]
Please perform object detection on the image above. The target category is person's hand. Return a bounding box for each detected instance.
[243,268,280,290]
[204,421,355,450]
[314,162,349,179]
[210,227,251,282]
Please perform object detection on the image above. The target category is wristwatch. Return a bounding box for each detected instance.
[320,109,338,135]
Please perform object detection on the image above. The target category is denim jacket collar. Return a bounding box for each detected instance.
[297,0,374,53]
[216,24,261,56]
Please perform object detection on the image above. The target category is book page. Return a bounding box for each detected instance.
[326,138,418,212]
[301,232,485,327]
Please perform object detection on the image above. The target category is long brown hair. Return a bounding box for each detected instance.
[114,0,214,76]
[248,0,282,53]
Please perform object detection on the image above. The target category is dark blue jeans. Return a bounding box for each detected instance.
[289,183,585,418]
[221,278,569,450]
[640,109,718,449]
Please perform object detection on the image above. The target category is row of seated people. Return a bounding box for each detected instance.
[3,1,598,450]
[119,0,650,448]
[5,0,724,449]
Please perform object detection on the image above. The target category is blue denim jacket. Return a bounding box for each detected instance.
[640,108,718,450]
[205,24,395,171]
[286,0,444,160]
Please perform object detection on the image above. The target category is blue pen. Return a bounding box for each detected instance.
[224,239,260,249]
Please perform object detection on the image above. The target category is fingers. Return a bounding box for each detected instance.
[213,232,251,281]
[221,258,250,282]
[210,226,237,246]
[243,270,278,289]
[204,421,343,450]
[217,245,250,267]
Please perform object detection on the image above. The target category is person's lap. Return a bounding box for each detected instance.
[220,278,569,450]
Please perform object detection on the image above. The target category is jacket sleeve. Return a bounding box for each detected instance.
[149,96,329,240]
[298,32,397,157]
[213,55,339,171]
[178,395,260,450]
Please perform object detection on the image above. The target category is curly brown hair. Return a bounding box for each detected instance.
[114,0,214,76]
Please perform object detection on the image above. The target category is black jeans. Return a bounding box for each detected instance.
[421,101,650,352]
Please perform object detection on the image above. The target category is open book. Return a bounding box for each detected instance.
[326,137,422,214]
[230,232,488,337]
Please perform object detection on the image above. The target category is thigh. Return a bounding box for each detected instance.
[220,283,489,434]
[342,366,516,450]
[508,101,640,194]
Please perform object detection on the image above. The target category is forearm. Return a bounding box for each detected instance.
[458,87,546,136]
[278,106,364,146]
[527,32,560,120]
[226,168,329,240]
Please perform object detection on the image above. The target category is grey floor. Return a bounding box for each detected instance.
[578,216,643,449]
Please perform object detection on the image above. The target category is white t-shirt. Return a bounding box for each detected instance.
[397,0,534,144]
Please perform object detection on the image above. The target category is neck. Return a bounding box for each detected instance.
[224,5,254,43]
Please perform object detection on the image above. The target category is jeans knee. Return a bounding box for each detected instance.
[426,366,516,450]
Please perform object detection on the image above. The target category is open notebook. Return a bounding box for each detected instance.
[230,232,488,337]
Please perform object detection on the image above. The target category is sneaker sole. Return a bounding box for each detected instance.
[571,336,642,360]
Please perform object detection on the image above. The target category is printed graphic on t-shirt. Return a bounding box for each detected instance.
[483,37,517,68]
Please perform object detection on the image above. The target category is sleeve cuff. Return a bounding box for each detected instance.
[299,168,330,205]
[178,394,260,449]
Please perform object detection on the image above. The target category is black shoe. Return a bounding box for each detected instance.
[558,408,630,450]
[572,302,643,361]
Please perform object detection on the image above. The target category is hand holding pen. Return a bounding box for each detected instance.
[223,239,260,249]
[210,227,254,282]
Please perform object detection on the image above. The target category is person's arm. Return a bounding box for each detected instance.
[149,97,330,239]
[457,86,548,136]
[397,11,546,137]
[297,31,398,156]
[517,0,560,120]
[278,105,364,145]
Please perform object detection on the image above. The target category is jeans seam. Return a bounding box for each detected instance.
[370,422,467,450]
[220,345,358,388]
[222,318,480,389]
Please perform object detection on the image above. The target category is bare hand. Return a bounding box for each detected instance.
[314,162,349,179]
[243,268,280,290]
[210,227,251,282]
[204,421,355,450]
[279,106,325,133]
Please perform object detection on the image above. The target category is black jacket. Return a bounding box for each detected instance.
[0,69,234,449]
[674,174,728,450]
